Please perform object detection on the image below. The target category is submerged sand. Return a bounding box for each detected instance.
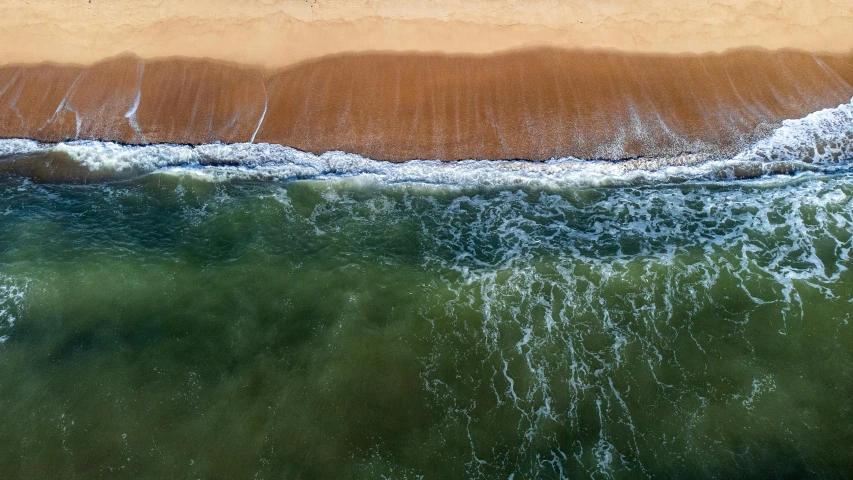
[2,49,852,161]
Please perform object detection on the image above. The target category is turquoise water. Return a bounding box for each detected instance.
[1,159,852,477]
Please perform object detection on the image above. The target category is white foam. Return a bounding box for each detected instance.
[53,142,196,172]
[0,138,42,157]
[735,97,853,164]
[0,98,850,188]
[0,275,28,343]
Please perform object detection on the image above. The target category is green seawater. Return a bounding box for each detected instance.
[1,172,852,478]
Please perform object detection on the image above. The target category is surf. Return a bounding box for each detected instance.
[0,97,851,189]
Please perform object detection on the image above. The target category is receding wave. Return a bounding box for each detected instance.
[3,49,853,162]
[1,97,851,188]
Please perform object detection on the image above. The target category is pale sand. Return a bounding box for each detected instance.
[1,0,852,67]
[2,49,852,161]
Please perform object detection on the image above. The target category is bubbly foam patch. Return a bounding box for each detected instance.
[0,139,41,157]
[0,98,851,187]
[735,97,853,164]
[0,275,27,344]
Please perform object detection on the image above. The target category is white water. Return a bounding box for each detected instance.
[1,98,851,188]
[0,275,27,344]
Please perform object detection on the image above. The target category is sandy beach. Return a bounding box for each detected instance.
[1,0,852,67]
[1,0,852,160]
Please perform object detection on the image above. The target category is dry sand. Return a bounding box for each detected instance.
[1,0,852,67]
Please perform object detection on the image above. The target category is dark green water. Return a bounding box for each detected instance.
[1,171,852,478]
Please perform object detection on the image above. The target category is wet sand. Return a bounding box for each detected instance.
[1,49,852,161]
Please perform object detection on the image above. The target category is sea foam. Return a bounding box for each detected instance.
[0,275,27,344]
[1,98,852,188]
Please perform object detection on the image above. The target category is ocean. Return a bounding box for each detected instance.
[1,100,852,477]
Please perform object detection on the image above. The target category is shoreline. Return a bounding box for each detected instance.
[0,117,848,185]
[2,48,852,162]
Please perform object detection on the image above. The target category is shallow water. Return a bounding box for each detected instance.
[1,162,853,477]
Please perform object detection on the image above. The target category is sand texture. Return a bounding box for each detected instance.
[1,49,852,161]
[3,1,853,160]
[1,0,852,67]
